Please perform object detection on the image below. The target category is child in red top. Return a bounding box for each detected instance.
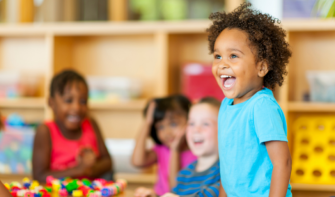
[32,70,112,182]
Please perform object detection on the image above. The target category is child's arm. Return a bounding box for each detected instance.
[134,187,156,197]
[266,141,292,197]
[169,128,186,188]
[32,125,88,182]
[131,102,157,168]
[0,181,11,197]
[86,118,112,178]
[219,183,227,197]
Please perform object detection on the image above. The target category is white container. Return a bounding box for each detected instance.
[306,71,335,102]
[87,76,142,101]
[249,0,283,19]
[105,139,153,173]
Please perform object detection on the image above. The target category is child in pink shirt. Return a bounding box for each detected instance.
[132,95,196,195]
[32,70,112,182]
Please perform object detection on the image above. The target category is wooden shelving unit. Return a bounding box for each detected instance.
[1,18,335,196]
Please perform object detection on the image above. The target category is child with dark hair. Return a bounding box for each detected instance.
[132,95,196,196]
[32,69,113,182]
[207,3,292,197]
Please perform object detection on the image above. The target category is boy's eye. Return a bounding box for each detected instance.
[188,122,194,126]
[214,54,222,60]
[170,122,178,127]
[230,54,238,59]
[157,125,164,131]
[203,122,210,126]
[64,98,72,103]
[80,99,87,105]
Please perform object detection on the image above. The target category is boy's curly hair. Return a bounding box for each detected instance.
[207,2,291,89]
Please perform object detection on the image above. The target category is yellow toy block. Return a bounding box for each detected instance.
[22,177,30,183]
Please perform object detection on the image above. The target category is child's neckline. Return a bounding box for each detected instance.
[54,120,84,141]
[228,87,269,108]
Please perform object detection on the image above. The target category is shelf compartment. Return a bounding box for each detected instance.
[0,98,45,109]
[89,99,147,110]
[288,102,335,112]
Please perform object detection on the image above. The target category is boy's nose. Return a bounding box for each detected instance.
[219,63,229,69]
[71,101,81,111]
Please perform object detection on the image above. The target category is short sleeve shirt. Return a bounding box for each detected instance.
[153,145,197,196]
[218,88,292,197]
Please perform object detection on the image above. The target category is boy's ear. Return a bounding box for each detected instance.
[257,60,269,78]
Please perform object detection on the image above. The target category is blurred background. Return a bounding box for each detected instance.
[0,0,335,196]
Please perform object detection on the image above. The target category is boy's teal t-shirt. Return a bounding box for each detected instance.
[218,88,292,197]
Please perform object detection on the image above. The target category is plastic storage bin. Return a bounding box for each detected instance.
[182,63,225,102]
[0,71,40,98]
[283,0,317,18]
[87,76,142,101]
[291,116,335,184]
[306,71,335,102]
[0,126,35,174]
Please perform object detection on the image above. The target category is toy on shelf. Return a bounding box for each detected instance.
[0,114,37,174]
[291,116,335,184]
[5,176,127,197]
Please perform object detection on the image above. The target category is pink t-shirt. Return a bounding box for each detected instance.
[153,145,197,195]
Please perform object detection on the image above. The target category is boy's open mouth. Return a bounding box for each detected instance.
[67,115,81,123]
[220,75,236,89]
[193,138,204,146]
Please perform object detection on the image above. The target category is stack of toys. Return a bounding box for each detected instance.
[4,176,127,197]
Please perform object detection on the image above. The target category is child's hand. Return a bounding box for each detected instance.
[77,148,97,168]
[161,192,179,197]
[170,126,187,151]
[134,187,156,197]
[145,101,156,125]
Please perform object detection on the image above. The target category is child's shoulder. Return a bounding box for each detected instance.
[178,161,197,176]
[249,88,280,109]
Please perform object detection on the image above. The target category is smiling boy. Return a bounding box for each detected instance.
[207,3,292,197]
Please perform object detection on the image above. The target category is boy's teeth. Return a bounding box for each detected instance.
[220,75,232,78]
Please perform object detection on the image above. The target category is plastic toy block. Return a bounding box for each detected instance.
[101,188,111,196]
[24,192,33,197]
[22,178,30,183]
[33,193,41,197]
[46,176,54,184]
[45,187,52,193]
[11,191,18,197]
[72,190,83,196]
[4,183,10,190]
[82,179,91,186]
[23,182,31,189]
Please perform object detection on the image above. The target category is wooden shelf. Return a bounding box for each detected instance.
[89,99,147,111]
[1,19,335,36]
[0,20,211,36]
[281,19,335,32]
[291,183,335,192]
[0,98,146,110]
[0,98,45,109]
[288,102,335,112]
